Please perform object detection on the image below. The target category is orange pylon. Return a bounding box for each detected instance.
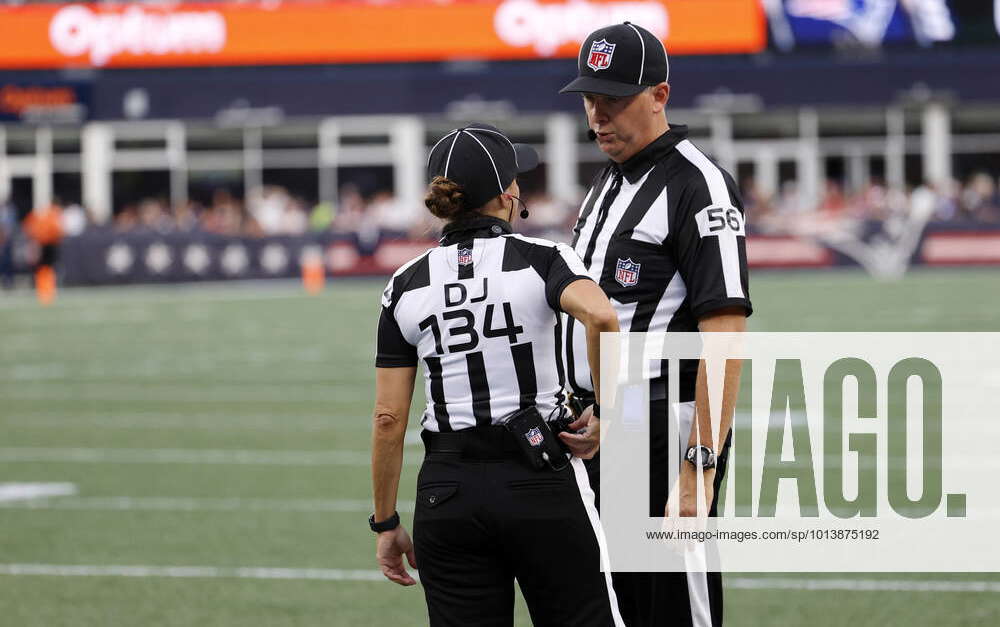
[302,257,325,294]
[35,265,56,305]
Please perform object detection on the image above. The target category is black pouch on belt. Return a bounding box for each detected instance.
[500,407,569,471]
[568,394,593,419]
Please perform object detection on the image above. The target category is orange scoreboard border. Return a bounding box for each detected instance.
[0,0,766,70]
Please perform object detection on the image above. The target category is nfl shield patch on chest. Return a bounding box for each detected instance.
[587,39,616,71]
[615,258,640,287]
[457,247,473,266]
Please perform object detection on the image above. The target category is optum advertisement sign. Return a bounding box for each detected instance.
[0,0,765,69]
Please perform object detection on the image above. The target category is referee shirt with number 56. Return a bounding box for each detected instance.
[562,125,753,400]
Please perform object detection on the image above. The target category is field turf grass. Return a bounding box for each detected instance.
[1,268,998,626]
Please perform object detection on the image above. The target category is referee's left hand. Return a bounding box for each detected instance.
[659,464,716,553]
[558,406,600,459]
[376,525,418,586]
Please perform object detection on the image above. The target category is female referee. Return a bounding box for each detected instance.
[370,123,625,626]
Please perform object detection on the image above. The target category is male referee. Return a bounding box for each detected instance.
[559,22,752,627]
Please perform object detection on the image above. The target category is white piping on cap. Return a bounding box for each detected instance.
[463,126,519,167]
[442,130,462,178]
[462,130,505,195]
[427,128,459,167]
[625,22,646,85]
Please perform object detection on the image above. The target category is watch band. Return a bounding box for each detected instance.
[592,403,601,419]
[369,511,400,533]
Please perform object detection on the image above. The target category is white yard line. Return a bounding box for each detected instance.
[0,281,309,311]
[11,413,1000,438]
[1,415,416,435]
[0,446,987,468]
[0,483,78,503]
[0,564,997,592]
[726,577,1000,593]
[8,494,995,518]
[0,415,345,433]
[0,388,358,403]
[0,496,414,513]
[0,447,419,466]
[0,564,391,581]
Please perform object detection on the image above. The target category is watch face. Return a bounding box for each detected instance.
[688,446,715,467]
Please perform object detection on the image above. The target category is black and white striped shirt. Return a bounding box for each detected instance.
[564,125,753,399]
[376,216,592,432]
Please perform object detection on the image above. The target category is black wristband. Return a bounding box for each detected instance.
[369,511,400,533]
[592,403,600,419]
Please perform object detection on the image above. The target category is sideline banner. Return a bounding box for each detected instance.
[55,229,1000,286]
[0,1,766,70]
[57,232,437,286]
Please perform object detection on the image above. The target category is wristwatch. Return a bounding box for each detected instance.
[368,511,400,533]
[685,445,717,469]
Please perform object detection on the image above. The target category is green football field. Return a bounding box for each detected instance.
[1,268,998,626]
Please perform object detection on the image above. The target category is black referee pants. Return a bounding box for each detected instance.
[585,399,732,627]
[414,428,622,627]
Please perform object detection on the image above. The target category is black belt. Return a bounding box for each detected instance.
[422,426,522,460]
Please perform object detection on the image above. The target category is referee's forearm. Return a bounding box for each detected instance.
[691,358,742,452]
[692,311,747,451]
[371,411,407,521]
[584,313,619,402]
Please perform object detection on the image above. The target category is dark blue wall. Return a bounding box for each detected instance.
[2,49,1000,121]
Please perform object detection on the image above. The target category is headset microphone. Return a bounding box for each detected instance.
[520,207,530,219]
[587,129,597,141]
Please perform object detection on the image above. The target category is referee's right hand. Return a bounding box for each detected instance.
[376,525,418,586]
[558,406,601,459]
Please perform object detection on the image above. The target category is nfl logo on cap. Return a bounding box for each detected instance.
[526,427,544,447]
[457,247,473,266]
[615,258,640,287]
[587,39,616,71]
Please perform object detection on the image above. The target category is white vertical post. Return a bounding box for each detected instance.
[33,126,53,209]
[885,107,906,191]
[0,126,10,204]
[243,126,263,198]
[921,101,951,187]
[545,113,578,203]
[318,118,339,207]
[755,145,778,198]
[243,126,263,197]
[391,116,424,214]
[710,112,736,174]
[846,146,868,193]
[166,122,188,209]
[797,108,821,209]
[82,123,113,223]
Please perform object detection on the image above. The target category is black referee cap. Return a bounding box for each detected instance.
[426,123,539,211]
[560,22,669,97]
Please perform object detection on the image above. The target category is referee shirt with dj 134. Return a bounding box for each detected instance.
[562,125,753,401]
[376,216,592,433]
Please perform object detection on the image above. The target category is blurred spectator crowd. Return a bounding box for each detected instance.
[24,184,581,243]
[743,172,1000,238]
[2,171,999,268]
[68,170,1000,240]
